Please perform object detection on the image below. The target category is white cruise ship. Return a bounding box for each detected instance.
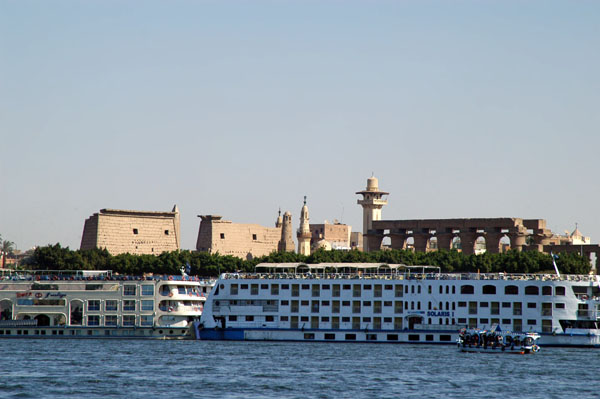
[196,263,600,346]
[0,270,214,339]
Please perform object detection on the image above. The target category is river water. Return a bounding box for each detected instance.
[0,339,597,398]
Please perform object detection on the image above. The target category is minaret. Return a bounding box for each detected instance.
[356,175,388,251]
[278,211,295,252]
[297,196,311,255]
[275,208,282,228]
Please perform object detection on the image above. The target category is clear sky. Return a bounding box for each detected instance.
[1,0,599,252]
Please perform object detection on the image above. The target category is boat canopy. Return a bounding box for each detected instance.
[254,263,441,275]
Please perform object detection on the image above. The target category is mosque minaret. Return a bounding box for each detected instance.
[356,175,388,252]
[278,211,295,252]
[297,196,311,256]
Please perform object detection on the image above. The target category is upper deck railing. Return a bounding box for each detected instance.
[0,269,213,283]
[221,271,599,283]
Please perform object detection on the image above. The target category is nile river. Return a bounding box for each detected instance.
[0,340,598,398]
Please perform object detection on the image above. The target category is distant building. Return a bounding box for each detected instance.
[350,232,363,250]
[309,220,351,251]
[196,213,288,260]
[80,206,180,255]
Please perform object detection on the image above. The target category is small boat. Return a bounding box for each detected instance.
[457,325,540,354]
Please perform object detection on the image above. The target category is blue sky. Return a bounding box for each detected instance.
[1,1,599,251]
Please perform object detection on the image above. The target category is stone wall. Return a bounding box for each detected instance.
[80,208,180,255]
[310,223,351,249]
[196,215,281,259]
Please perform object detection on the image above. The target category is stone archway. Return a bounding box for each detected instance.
[475,236,486,254]
[451,237,461,251]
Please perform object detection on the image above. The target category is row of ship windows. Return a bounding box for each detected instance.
[87,300,154,312]
[225,283,570,297]
[215,299,567,314]
[85,315,153,326]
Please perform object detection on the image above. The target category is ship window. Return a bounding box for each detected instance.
[322,301,330,306]
[457,302,466,307]
[141,285,154,296]
[302,284,309,290]
[363,301,371,306]
[408,334,420,341]
[555,303,565,309]
[527,319,537,325]
[480,318,489,324]
[342,317,350,322]
[123,285,136,296]
[304,333,315,340]
[123,315,136,326]
[387,334,398,341]
[342,301,350,306]
[88,300,100,311]
[245,316,254,321]
[525,286,539,295]
[281,300,289,306]
[261,284,268,289]
[321,316,329,322]
[482,285,496,295]
[555,286,566,296]
[363,317,371,322]
[105,300,117,311]
[251,284,258,295]
[384,285,393,290]
[366,334,377,341]
[426,334,434,342]
[502,302,511,308]
[527,302,537,308]
[141,315,152,326]
[345,334,356,341]
[458,318,467,324]
[439,286,442,294]
[480,302,488,307]
[452,286,456,294]
[87,315,100,326]
[282,284,289,289]
[364,285,372,290]
[343,285,351,290]
[141,300,154,311]
[383,317,392,323]
[440,335,452,342]
[280,316,288,321]
[241,284,248,289]
[322,285,330,290]
[230,284,238,295]
[265,316,275,322]
[301,300,309,306]
[446,286,450,294]
[105,315,117,326]
[505,285,519,295]
[325,333,336,340]
[301,316,309,322]
[418,286,421,294]
[123,300,136,311]
[228,316,237,321]
[542,286,552,296]
[460,285,474,294]
[384,301,392,306]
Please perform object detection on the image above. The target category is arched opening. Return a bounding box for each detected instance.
[0,299,12,320]
[34,314,50,327]
[70,300,83,325]
[451,237,461,251]
[405,237,415,251]
[500,235,511,252]
[474,236,486,255]
[460,285,474,294]
[407,315,423,330]
[482,285,496,295]
[381,236,391,248]
[505,285,519,295]
[525,286,539,295]
[53,314,67,326]
[428,237,438,251]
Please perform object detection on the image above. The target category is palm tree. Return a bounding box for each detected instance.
[0,236,15,268]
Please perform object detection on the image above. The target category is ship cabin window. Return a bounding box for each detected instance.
[332,285,340,297]
[353,286,361,297]
[342,317,350,322]
[384,317,393,323]
[408,335,420,341]
[342,301,350,306]
[302,284,309,290]
[325,333,336,340]
[417,302,421,310]
[505,285,519,295]
[411,286,415,294]
[123,285,136,296]
[281,300,289,306]
[480,318,488,325]
[384,301,392,306]
[527,319,537,325]
[251,284,258,295]
[300,316,309,322]
[141,300,154,311]
[301,300,309,306]
[343,285,351,290]
[265,316,275,322]
[87,315,100,326]
[141,316,153,326]
[555,286,566,296]
[417,286,421,294]
[527,302,537,309]
[228,316,237,321]
[385,285,393,290]
[322,285,330,290]
[282,284,289,290]
[374,285,382,297]
[525,286,539,295]
[366,334,377,341]
[363,317,371,322]
[395,285,403,297]
[230,284,238,295]
[458,318,467,324]
[281,316,289,321]
[292,285,299,296]
[240,284,248,290]
[482,285,496,295]
[105,300,118,311]
[428,302,432,310]
[345,334,356,341]
[322,301,330,306]
[460,285,474,295]
[123,300,136,311]
[261,284,268,290]
[321,316,329,322]
[312,285,320,297]
[88,300,100,311]
[452,286,456,294]
[141,285,154,296]
[105,315,117,326]
[304,333,315,340]
[502,302,511,308]
[480,302,488,307]
[426,334,434,342]
[271,285,279,295]
[387,334,399,341]
[245,316,254,321]
[446,286,450,294]
[438,286,442,294]
[364,301,371,306]
[542,286,552,296]
[555,303,565,309]
[458,301,466,307]
[364,285,372,290]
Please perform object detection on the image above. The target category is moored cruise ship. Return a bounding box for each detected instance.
[0,270,214,339]
[196,263,600,346]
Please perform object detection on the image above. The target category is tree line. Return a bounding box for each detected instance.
[19,244,592,276]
